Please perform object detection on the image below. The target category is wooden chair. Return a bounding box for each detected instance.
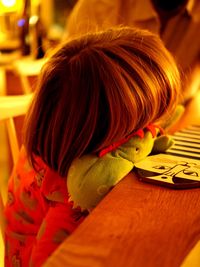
[0,93,33,238]
[13,58,47,94]
[0,93,33,164]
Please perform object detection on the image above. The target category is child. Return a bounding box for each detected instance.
[4,27,180,267]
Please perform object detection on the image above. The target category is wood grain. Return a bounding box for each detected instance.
[43,172,200,267]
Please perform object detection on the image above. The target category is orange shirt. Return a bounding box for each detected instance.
[4,147,88,267]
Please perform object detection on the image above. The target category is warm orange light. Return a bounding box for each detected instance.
[0,0,23,14]
[2,0,16,7]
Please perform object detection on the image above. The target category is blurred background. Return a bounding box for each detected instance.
[0,0,78,193]
[0,0,77,52]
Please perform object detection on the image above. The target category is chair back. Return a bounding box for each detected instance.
[0,93,33,163]
[0,93,33,239]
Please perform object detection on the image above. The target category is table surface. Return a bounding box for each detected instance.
[43,170,200,267]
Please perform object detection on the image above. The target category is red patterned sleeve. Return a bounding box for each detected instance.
[29,168,87,267]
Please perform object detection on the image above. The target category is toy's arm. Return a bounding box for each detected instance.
[160,105,185,132]
[152,105,185,153]
[152,134,174,153]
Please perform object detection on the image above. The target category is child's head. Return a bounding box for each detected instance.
[24,27,180,176]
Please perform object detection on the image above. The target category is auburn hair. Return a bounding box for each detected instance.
[24,27,180,177]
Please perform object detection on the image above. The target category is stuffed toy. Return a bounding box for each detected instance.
[67,106,185,211]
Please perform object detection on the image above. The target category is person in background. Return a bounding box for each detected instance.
[66,0,200,108]
[4,26,180,266]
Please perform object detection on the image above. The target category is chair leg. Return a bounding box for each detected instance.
[20,75,32,94]
[0,193,5,241]
[0,68,6,96]
[5,118,19,165]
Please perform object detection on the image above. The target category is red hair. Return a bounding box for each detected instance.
[24,27,180,177]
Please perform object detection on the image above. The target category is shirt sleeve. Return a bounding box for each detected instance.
[30,201,86,267]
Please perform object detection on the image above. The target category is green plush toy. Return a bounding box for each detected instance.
[67,105,184,211]
[67,129,168,210]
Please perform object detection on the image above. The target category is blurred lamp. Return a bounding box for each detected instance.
[0,0,23,14]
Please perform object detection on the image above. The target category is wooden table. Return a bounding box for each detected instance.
[43,171,200,267]
[43,90,200,267]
